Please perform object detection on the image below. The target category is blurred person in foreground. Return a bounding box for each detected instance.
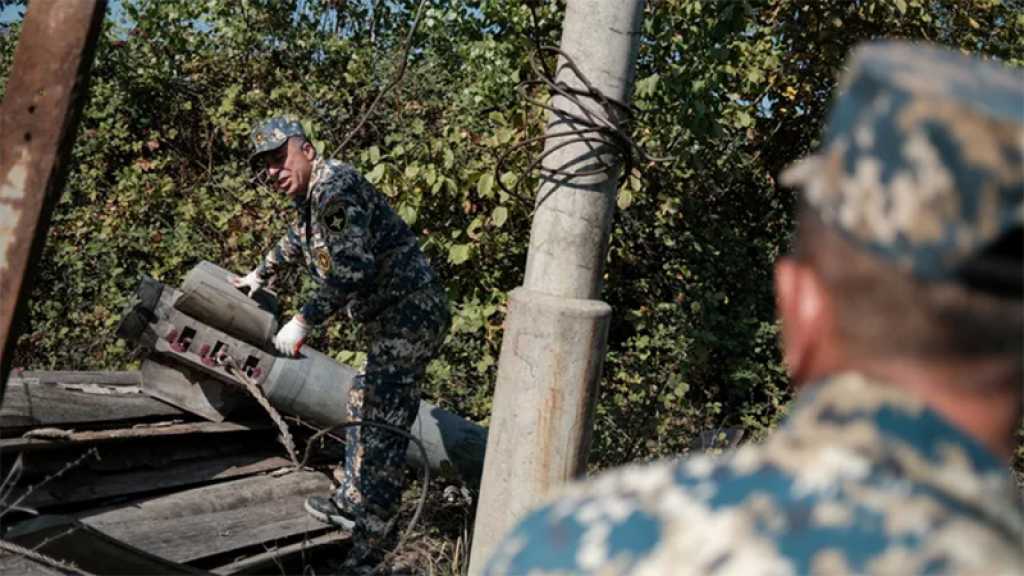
[485,41,1024,575]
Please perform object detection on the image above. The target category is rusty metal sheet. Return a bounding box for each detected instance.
[0,0,106,398]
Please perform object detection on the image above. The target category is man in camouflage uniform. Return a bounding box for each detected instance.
[234,118,450,571]
[485,42,1024,575]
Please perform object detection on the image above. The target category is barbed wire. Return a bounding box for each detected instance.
[0,448,99,523]
[495,45,672,210]
[0,539,97,576]
[0,447,100,576]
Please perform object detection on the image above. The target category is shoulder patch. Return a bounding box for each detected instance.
[320,201,347,236]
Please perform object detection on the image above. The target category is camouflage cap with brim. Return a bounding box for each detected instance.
[780,41,1023,290]
[249,117,306,165]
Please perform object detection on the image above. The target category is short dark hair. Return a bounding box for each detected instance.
[792,206,1023,366]
[290,136,315,156]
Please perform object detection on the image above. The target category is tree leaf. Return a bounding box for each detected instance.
[398,203,418,224]
[635,74,660,98]
[448,243,472,265]
[492,205,508,228]
[367,163,386,184]
[499,171,518,189]
[617,189,634,210]
[477,173,494,198]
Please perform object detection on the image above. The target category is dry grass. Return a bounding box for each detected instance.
[287,469,476,575]
[383,475,476,576]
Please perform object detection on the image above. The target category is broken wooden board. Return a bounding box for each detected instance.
[7,370,143,386]
[82,470,335,564]
[3,515,206,575]
[15,431,278,481]
[20,452,293,510]
[210,530,349,575]
[1,420,268,452]
[1,370,184,430]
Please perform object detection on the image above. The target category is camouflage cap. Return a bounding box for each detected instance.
[781,41,1023,288]
[249,117,306,164]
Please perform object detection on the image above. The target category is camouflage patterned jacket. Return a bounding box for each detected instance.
[486,373,1024,575]
[255,158,438,325]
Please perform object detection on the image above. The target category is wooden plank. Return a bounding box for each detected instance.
[20,452,293,509]
[1,374,183,429]
[83,470,330,523]
[0,420,267,452]
[4,515,206,575]
[83,471,334,563]
[0,0,107,391]
[106,499,334,564]
[12,370,143,386]
[18,431,277,480]
[211,531,349,575]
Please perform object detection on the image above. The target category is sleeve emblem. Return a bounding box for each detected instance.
[320,201,347,236]
[315,246,332,274]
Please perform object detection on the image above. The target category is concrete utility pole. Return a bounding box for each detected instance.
[0,0,107,401]
[468,1,645,572]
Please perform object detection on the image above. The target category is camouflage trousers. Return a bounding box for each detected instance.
[334,283,450,564]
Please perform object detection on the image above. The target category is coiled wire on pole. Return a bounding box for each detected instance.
[495,46,671,209]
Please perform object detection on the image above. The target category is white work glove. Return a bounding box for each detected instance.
[231,269,265,296]
[274,315,309,357]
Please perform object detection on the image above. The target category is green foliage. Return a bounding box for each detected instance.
[2,0,1021,474]
[593,0,1023,464]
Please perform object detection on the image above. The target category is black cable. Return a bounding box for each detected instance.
[300,419,430,570]
[495,46,671,210]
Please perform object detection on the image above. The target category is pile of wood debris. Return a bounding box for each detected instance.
[0,370,348,575]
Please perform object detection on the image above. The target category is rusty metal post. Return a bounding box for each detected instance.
[468,1,646,572]
[0,0,106,401]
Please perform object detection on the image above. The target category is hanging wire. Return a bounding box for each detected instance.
[300,419,431,571]
[495,45,672,209]
[224,351,431,572]
[324,0,429,160]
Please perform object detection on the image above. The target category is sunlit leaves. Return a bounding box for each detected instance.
[447,243,472,265]
[634,73,659,99]
[2,0,1020,473]
[491,205,508,228]
[366,163,386,183]
[476,172,494,198]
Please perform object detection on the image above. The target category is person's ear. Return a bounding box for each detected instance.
[302,140,317,161]
[775,257,836,388]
